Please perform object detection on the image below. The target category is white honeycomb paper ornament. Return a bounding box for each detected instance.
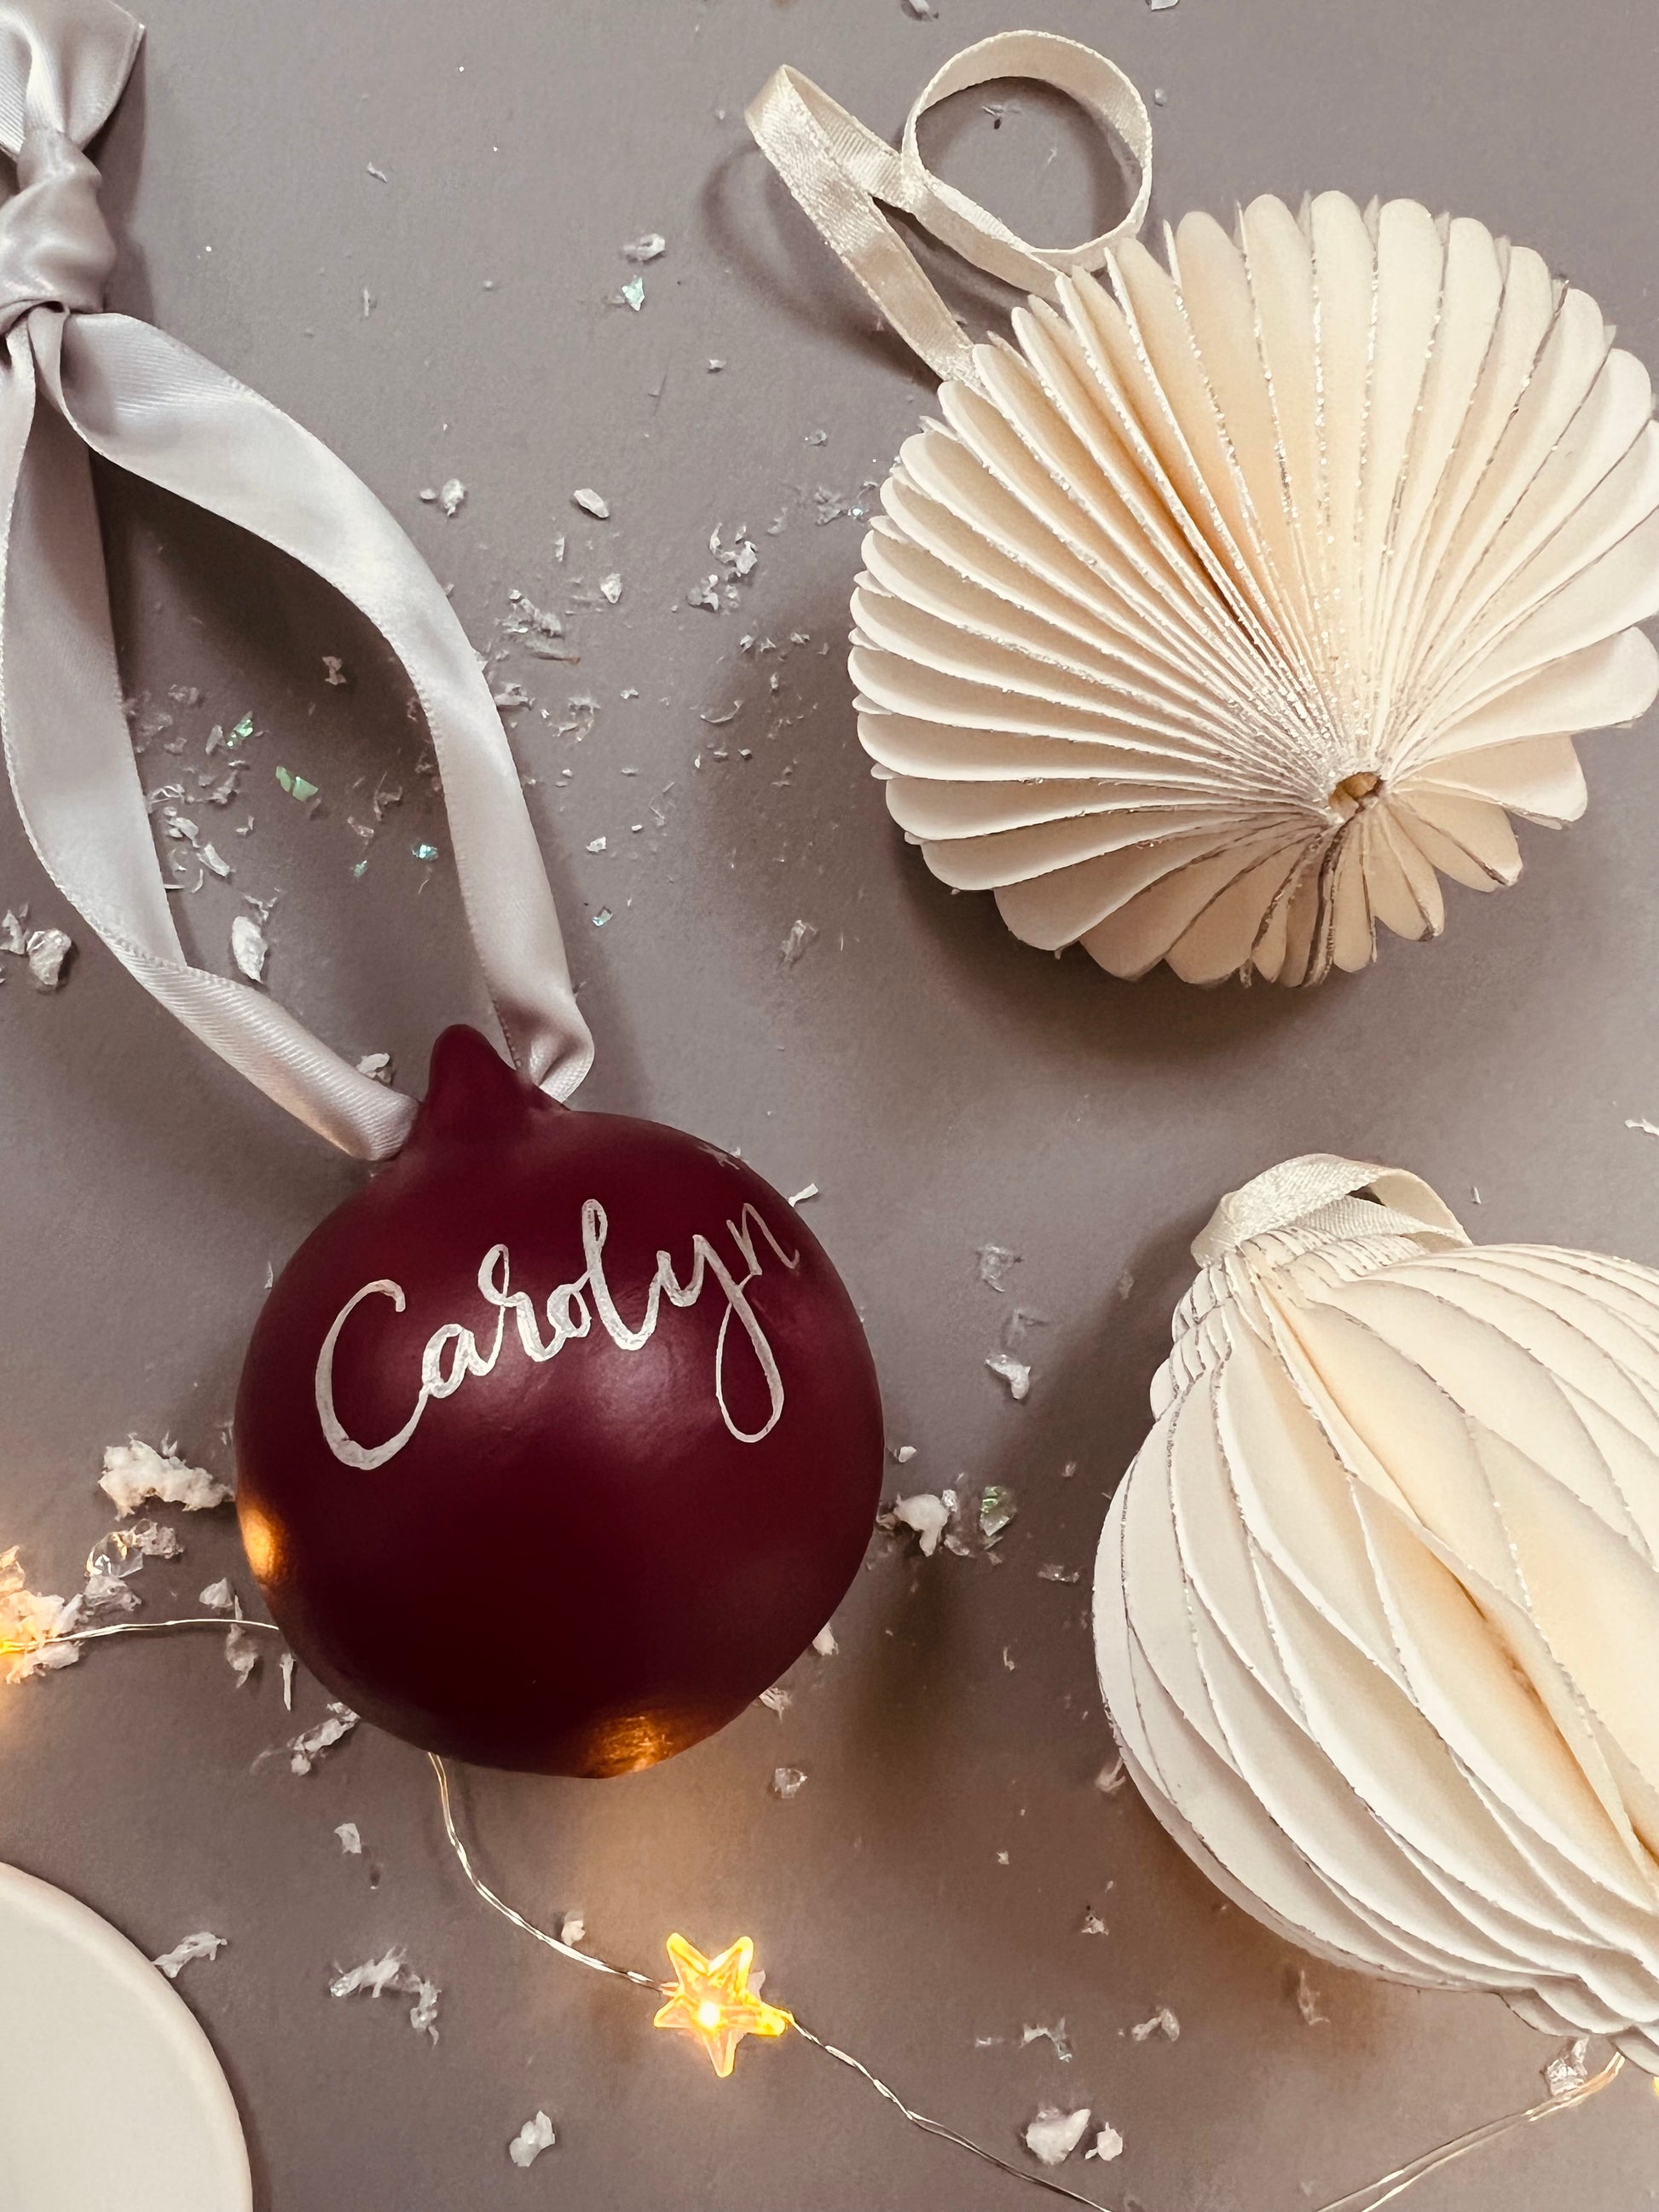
[853,195,1659,983]
[1095,1154,1659,2066]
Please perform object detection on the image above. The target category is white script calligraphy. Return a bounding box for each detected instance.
[315,1200,801,1470]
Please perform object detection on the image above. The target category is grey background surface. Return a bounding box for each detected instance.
[3,1,1659,2207]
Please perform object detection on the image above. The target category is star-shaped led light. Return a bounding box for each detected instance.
[652,1932,792,2076]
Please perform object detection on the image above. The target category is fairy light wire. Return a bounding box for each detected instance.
[1311,2052,1627,2212]
[2,1609,1641,2212]
[431,1750,1119,2212]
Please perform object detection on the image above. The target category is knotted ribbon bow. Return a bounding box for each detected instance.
[0,0,592,1158]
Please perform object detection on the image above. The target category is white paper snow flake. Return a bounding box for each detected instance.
[758,1684,792,1718]
[1020,2019,1072,2061]
[558,1913,586,1948]
[25,927,72,990]
[599,571,622,604]
[199,1579,234,1612]
[888,1492,949,1556]
[975,1243,1019,1292]
[1095,1757,1126,1795]
[1087,2123,1124,2163]
[0,908,26,954]
[1025,2107,1090,2167]
[330,1949,441,2040]
[81,1517,182,1616]
[279,1650,295,1710]
[0,1547,80,1683]
[1080,1909,1107,1936]
[903,0,935,15]
[356,1051,392,1083]
[780,916,818,966]
[100,1439,230,1518]
[282,1701,360,1775]
[771,1765,807,1799]
[622,231,666,263]
[509,2111,558,2168]
[153,1931,226,1980]
[1038,1562,1080,1584]
[986,1351,1031,1401]
[1627,1118,1659,1139]
[1295,1969,1328,2027]
[1546,2036,1593,2098]
[439,478,466,517]
[1131,2005,1180,2042]
[572,487,610,518]
[230,914,268,983]
[224,1620,261,1686]
[336,1822,363,1856]
[812,1622,838,1657]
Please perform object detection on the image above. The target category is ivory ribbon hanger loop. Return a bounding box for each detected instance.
[745,29,1153,388]
[0,0,593,1160]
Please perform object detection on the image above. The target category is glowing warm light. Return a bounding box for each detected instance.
[237,1504,280,1585]
[652,1932,791,2077]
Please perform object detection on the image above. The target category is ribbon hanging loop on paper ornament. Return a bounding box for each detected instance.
[746,29,1153,387]
[0,0,592,1160]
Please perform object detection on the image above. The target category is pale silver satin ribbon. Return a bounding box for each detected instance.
[0,0,592,1159]
[745,30,1153,388]
[1192,1153,1471,1266]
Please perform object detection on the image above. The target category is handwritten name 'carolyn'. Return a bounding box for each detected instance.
[315,1199,801,1470]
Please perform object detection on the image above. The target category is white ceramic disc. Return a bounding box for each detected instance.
[0,1863,251,2212]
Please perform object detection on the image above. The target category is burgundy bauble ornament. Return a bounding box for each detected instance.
[234,1027,884,1776]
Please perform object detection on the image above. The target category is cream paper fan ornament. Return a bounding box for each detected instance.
[1094,1154,1659,2066]
[748,41,1659,985]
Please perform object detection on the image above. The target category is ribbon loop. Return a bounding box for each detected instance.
[0,127,113,328]
[747,30,1153,389]
[0,0,594,1158]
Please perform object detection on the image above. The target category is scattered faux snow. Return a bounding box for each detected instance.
[975,1243,1019,1292]
[282,1701,360,1776]
[336,1822,363,1857]
[330,1949,440,2041]
[772,1766,807,1799]
[1087,2123,1124,2163]
[621,232,666,263]
[1131,2005,1180,2042]
[1546,2036,1592,2098]
[986,1351,1031,1401]
[153,1932,226,1980]
[199,1580,234,1612]
[1025,2107,1090,2168]
[1095,1757,1127,1796]
[1020,2020,1072,2062]
[572,488,610,518]
[1296,1969,1328,2027]
[100,1439,229,1519]
[509,2111,557,2168]
[758,1684,792,1718]
[812,1622,838,1658]
[231,915,268,983]
[25,927,72,990]
[780,916,817,966]
[890,1493,949,1557]
[559,1913,586,1948]
[439,479,466,517]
